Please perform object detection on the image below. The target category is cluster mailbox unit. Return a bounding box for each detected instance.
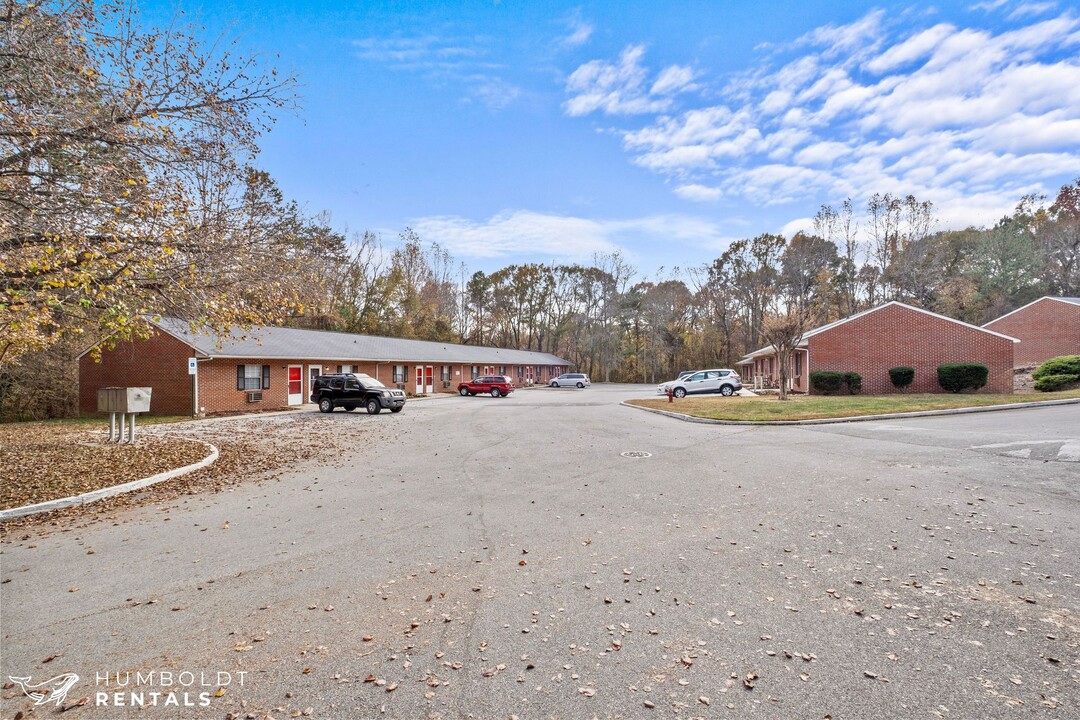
[97,387,152,443]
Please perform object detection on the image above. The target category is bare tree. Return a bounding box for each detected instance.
[759,303,811,401]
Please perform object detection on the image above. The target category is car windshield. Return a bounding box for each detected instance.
[355,374,386,388]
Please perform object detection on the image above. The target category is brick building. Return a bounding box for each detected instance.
[738,302,1017,394]
[79,318,572,416]
[982,296,1080,366]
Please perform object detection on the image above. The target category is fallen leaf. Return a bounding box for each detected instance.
[61,696,90,712]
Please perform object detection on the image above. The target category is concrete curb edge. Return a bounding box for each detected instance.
[621,397,1080,426]
[0,439,219,521]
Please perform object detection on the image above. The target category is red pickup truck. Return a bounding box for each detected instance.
[458,375,515,398]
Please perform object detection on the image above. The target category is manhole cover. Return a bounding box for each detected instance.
[620,451,652,458]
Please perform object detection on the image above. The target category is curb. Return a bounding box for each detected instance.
[621,397,1080,426]
[0,439,219,521]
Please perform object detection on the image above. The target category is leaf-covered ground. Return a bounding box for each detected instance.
[0,412,354,534]
[0,423,210,510]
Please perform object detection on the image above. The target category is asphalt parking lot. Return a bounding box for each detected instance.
[2,384,1077,719]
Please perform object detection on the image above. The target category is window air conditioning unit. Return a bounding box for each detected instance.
[246,391,263,402]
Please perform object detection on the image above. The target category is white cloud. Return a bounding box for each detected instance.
[352,35,483,68]
[573,7,1080,226]
[1009,2,1059,20]
[793,141,852,166]
[780,216,815,239]
[865,24,955,73]
[352,33,520,111]
[563,45,698,117]
[674,184,724,202]
[411,211,616,259]
[651,65,698,95]
[796,9,886,56]
[409,210,731,260]
[970,0,1009,11]
[562,17,594,47]
[467,76,523,110]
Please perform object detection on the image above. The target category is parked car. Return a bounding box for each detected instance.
[458,375,515,397]
[311,373,406,414]
[657,369,742,398]
[550,373,591,388]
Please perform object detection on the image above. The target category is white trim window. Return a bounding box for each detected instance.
[392,365,407,383]
[237,364,269,391]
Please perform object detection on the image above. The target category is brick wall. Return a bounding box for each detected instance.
[82,331,573,415]
[984,298,1080,366]
[79,331,194,416]
[809,304,1015,394]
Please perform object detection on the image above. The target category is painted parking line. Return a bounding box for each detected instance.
[971,439,1080,462]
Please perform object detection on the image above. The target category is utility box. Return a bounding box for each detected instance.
[97,387,152,414]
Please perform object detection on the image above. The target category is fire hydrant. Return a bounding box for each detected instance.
[667,387,674,403]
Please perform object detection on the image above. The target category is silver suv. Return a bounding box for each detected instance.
[657,369,741,398]
[550,373,591,388]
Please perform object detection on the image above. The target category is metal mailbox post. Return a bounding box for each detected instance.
[97,387,152,443]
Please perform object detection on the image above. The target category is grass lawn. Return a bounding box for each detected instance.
[626,388,1080,422]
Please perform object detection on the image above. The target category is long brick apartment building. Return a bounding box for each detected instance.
[79,318,572,416]
[738,302,1018,394]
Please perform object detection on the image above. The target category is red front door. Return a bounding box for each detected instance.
[287,365,303,405]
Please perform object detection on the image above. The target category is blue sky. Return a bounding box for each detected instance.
[149,0,1080,276]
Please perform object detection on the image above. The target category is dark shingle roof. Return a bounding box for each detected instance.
[153,318,571,366]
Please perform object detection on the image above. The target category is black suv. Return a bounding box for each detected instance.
[310,373,406,414]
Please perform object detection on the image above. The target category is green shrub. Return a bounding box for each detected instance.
[1033,355,1080,380]
[1033,373,1080,392]
[889,366,915,390]
[810,371,844,394]
[937,363,989,393]
[843,371,862,394]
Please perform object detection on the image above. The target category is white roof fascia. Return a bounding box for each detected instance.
[884,301,1020,343]
[803,301,1020,343]
[984,296,1080,327]
[200,354,565,363]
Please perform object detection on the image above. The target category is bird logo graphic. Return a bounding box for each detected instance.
[8,673,80,706]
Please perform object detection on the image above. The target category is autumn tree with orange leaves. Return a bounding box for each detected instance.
[0,0,313,365]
